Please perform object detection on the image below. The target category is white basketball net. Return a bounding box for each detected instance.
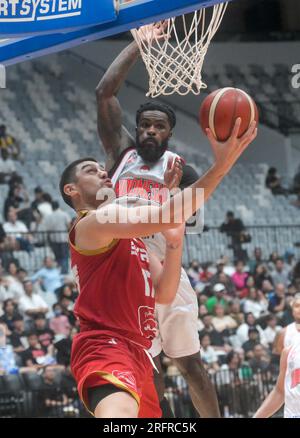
[131,2,228,97]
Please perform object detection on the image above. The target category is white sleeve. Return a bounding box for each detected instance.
[36,295,49,310]
[18,297,30,313]
[19,222,29,233]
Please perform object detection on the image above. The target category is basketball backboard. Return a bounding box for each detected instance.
[0,0,116,37]
[0,0,232,65]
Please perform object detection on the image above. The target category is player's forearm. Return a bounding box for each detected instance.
[96,42,140,97]
[253,388,284,418]
[155,242,183,304]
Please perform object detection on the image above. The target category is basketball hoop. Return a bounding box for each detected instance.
[131,2,228,97]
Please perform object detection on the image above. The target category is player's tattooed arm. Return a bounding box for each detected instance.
[95,42,139,171]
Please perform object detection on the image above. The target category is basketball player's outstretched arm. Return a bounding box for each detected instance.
[75,118,257,249]
[96,42,139,171]
[96,24,165,171]
[253,347,288,418]
[148,226,185,305]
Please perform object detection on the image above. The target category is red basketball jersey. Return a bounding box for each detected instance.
[69,213,157,349]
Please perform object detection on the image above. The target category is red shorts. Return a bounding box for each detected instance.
[71,330,161,418]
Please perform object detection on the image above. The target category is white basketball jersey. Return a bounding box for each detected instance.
[284,323,300,349]
[112,148,182,260]
[284,342,300,418]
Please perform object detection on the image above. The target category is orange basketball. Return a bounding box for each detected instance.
[199,87,259,142]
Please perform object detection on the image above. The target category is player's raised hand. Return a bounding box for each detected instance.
[162,223,185,249]
[164,156,184,190]
[134,21,169,43]
[206,118,257,173]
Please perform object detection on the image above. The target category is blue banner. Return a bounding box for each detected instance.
[0,0,230,65]
[0,0,117,37]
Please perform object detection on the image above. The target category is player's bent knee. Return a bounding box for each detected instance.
[94,391,139,418]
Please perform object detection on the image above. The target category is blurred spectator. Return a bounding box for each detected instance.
[263,315,282,347]
[219,272,236,297]
[43,201,71,274]
[292,262,300,285]
[4,184,32,228]
[231,260,248,293]
[54,327,78,366]
[199,313,226,348]
[38,367,70,417]
[199,334,220,373]
[268,283,286,318]
[60,366,79,413]
[243,287,269,319]
[187,259,201,290]
[0,323,18,375]
[199,262,214,284]
[248,344,271,373]
[271,258,290,287]
[17,267,28,283]
[220,255,236,277]
[3,208,34,253]
[236,312,267,347]
[0,275,18,303]
[220,211,249,262]
[248,247,264,274]
[33,313,55,353]
[0,148,16,184]
[3,260,25,301]
[268,251,280,273]
[37,193,53,218]
[210,262,236,296]
[0,223,8,251]
[242,328,261,359]
[206,283,229,314]
[18,279,49,319]
[0,299,18,333]
[31,257,63,295]
[31,186,44,211]
[56,283,78,303]
[265,167,289,196]
[9,315,28,354]
[284,249,296,272]
[291,165,300,208]
[59,296,76,326]
[211,304,237,334]
[254,263,273,289]
[261,279,275,299]
[49,303,71,337]
[228,299,244,326]
[209,260,223,284]
[29,208,44,235]
[197,304,208,330]
[20,332,51,368]
[0,125,20,160]
[217,350,253,417]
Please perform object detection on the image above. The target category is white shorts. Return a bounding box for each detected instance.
[149,267,200,359]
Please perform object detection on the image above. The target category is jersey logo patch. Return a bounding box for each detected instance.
[138,306,157,339]
[112,370,137,390]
